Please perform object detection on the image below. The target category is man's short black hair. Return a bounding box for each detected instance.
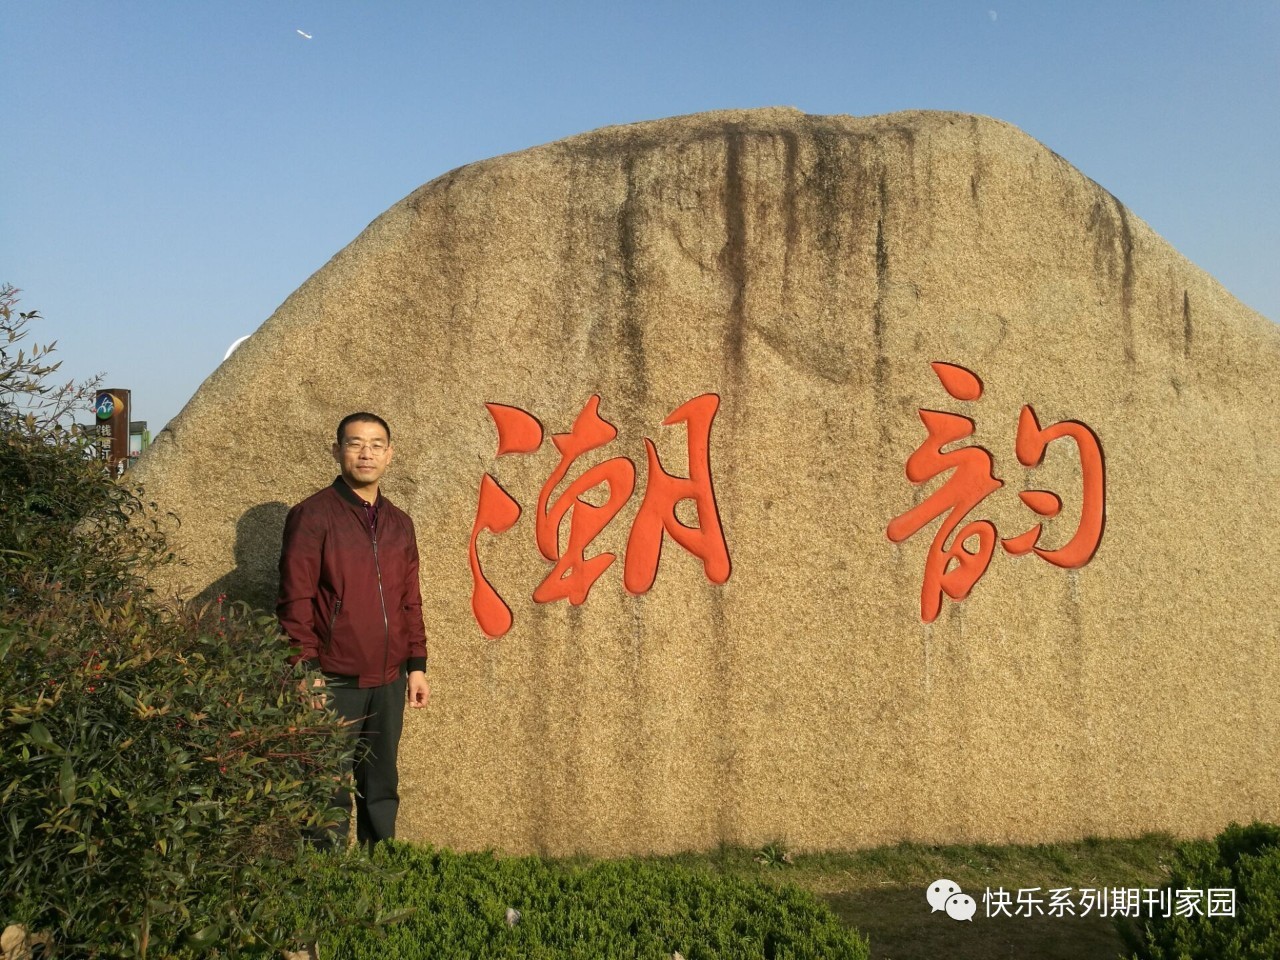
[336,412,391,445]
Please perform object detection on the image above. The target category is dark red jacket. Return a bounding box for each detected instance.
[277,477,428,687]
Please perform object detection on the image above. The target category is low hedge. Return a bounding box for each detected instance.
[280,841,871,960]
[1120,822,1280,960]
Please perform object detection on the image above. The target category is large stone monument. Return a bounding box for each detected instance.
[132,108,1280,856]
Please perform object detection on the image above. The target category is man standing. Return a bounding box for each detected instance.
[277,412,430,849]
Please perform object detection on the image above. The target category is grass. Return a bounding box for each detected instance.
[637,834,1181,960]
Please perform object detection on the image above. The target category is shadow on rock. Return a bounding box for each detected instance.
[196,501,289,613]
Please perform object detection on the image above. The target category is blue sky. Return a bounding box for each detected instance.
[3,2,1277,431]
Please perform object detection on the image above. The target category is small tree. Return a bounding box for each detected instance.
[1,284,168,597]
[0,283,91,430]
[1,287,362,957]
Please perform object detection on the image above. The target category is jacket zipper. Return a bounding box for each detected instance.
[371,523,390,683]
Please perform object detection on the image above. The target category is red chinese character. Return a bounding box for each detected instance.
[887,363,1003,623]
[533,396,636,605]
[470,393,732,637]
[1000,406,1105,566]
[468,404,543,638]
[888,363,1107,622]
[624,393,731,594]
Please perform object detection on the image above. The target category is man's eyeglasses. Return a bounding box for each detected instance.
[342,440,389,454]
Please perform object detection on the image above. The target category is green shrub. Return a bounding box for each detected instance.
[1119,822,1280,960]
[277,841,871,959]
[1,284,171,601]
[1,287,360,957]
[1,595,361,956]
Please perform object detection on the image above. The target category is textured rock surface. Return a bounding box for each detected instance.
[132,108,1280,855]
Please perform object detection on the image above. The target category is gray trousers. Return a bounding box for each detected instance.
[315,672,406,850]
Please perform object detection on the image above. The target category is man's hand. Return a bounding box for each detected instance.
[407,670,430,708]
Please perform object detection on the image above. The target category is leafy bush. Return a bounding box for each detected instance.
[1,287,358,957]
[277,841,871,960]
[0,286,168,597]
[1119,822,1280,960]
